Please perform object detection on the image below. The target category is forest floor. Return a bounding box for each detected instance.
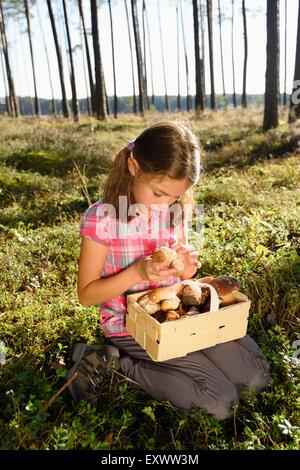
[0,108,299,450]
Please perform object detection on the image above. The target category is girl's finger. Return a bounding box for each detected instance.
[157,268,179,277]
[177,246,197,254]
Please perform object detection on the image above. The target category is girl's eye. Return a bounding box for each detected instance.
[153,192,162,197]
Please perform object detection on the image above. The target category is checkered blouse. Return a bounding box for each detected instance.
[79,199,186,337]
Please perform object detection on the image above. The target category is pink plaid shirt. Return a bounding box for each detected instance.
[79,199,186,337]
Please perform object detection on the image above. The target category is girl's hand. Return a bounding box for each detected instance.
[134,257,179,282]
[171,243,202,280]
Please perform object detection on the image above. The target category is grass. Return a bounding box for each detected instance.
[0,108,299,450]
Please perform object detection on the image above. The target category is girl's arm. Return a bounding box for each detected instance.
[77,238,177,306]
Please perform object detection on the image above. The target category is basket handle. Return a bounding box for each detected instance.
[181,280,220,312]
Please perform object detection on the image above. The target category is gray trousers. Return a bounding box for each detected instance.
[110,335,270,421]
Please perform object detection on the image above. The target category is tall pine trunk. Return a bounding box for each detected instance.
[124,0,137,114]
[36,1,56,116]
[24,0,40,116]
[62,0,79,122]
[200,0,206,107]
[231,0,237,107]
[289,0,300,122]
[78,0,95,115]
[207,0,216,109]
[0,45,10,114]
[263,0,279,131]
[108,0,118,118]
[180,0,190,112]
[144,0,155,107]
[176,4,181,112]
[46,0,69,117]
[79,20,91,116]
[158,1,169,112]
[242,0,248,108]
[218,0,227,107]
[193,0,204,113]
[91,0,106,120]
[142,0,149,110]
[131,0,146,116]
[0,0,19,117]
[283,0,287,106]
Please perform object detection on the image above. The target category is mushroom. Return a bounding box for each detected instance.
[186,306,201,316]
[161,297,181,311]
[152,246,184,275]
[151,310,168,323]
[149,285,179,303]
[181,284,202,306]
[166,311,180,321]
[137,293,160,314]
[177,303,187,317]
[229,291,249,304]
[208,276,241,307]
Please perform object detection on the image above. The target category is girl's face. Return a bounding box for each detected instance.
[128,156,191,216]
[131,174,190,216]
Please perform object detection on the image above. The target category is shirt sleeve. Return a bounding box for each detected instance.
[79,202,111,247]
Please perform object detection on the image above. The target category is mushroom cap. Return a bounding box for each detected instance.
[152,246,177,264]
[209,276,240,297]
[182,284,202,305]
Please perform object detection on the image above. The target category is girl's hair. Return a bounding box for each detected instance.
[103,121,201,223]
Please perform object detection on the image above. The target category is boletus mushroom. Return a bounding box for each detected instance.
[137,293,160,314]
[208,276,242,307]
[152,246,184,275]
[181,283,202,306]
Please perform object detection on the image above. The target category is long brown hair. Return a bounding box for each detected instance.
[103,121,201,223]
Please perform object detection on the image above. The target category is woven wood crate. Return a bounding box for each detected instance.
[126,283,250,361]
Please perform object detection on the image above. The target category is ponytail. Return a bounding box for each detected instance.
[102,146,135,219]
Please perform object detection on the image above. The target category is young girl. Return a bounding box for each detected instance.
[68,121,270,421]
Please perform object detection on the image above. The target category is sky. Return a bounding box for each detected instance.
[1,0,299,100]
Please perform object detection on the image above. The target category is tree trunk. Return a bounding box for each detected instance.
[0,0,19,117]
[124,0,137,114]
[207,0,215,109]
[46,0,69,117]
[79,16,91,116]
[218,0,226,108]
[200,0,206,108]
[108,0,118,118]
[36,0,56,116]
[78,0,95,115]
[242,0,248,108]
[283,0,287,106]
[180,0,190,112]
[62,0,79,122]
[24,0,40,116]
[289,0,300,122]
[263,0,279,131]
[144,0,155,108]
[193,0,204,113]
[131,0,146,116]
[176,5,181,112]
[231,0,237,107]
[0,43,10,115]
[91,0,106,120]
[158,1,169,112]
[142,0,149,110]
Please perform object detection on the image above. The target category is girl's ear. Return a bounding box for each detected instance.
[127,156,140,176]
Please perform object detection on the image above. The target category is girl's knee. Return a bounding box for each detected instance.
[193,380,239,421]
[243,364,271,393]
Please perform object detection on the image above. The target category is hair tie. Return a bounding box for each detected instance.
[128,141,135,151]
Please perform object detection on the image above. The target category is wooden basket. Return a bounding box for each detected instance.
[126,282,250,361]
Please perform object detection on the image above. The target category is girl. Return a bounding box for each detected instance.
[68,121,270,421]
